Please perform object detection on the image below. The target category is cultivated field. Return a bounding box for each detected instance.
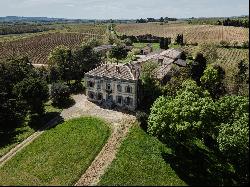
[0,24,106,64]
[116,23,249,44]
[0,32,104,64]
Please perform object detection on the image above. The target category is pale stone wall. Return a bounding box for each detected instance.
[85,75,137,111]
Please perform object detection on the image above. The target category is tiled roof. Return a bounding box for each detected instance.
[154,64,173,79]
[85,48,186,81]
[160,48,183,59]
[85,64,135,80]
[93,45,113,52]
[173,59,187,67]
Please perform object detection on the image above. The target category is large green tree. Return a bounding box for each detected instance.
[148,79,215,144]
[200,64,226,99]
[139,61,161,110]
[216,96,249,184]
[0,57,34,130]
[108,45,128,63]
[13,77,49,115]
[48,45,73,84]
[73,43,102,82]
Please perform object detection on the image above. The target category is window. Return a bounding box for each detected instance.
[125,97,133,106]
[97,93,103,100]
[106,83,111,90]
[88,91,95,99]
[88,81,94,88]
[117,85,122,92]
[97,82,101,89]
[117,96,123,104]
[126,86,132,93]
[106,94,113,101]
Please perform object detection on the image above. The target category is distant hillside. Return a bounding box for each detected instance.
[0,16,135,24]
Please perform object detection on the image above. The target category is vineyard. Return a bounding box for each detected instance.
[116,23,249,44]
[181,44,249,92]
[0,31,105,64]
[181,45,249,64]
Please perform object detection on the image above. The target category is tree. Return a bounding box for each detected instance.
[220,40,230,48]
[200,64,226,99]
[48,45,73,84]
[140,60,159,84]
[13,77,49,115]
[159,37,169,49]
[159,17,164,22]
[148,79,215,144]
[0,57,34,94]
[198,43,218,64]
[139,61,161,110]
[234,59,249,95]
[73,43,102,82]
[0,89,27,131]
[175,34,184,45]
[215,96,249,184]
[85,38,101,48]
[124,38,133,46]
[161,66,191,97]
[0,57,34,130]
[191,52,207,85]
[50,82,71,105]
[108,45,128,63]
[242,41,249,49]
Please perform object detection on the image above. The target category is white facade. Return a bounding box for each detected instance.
[85,75,138,111]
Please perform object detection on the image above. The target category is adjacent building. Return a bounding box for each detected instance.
[85,48,187,111]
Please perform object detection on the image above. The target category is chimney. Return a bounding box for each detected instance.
[116,66,120,73]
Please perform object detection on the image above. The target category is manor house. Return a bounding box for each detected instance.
[84,48,186,111]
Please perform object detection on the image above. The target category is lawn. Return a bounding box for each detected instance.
[133,42,160,51]
[98,125,186,186]
[0,101,62,157]
[0,117,110,186]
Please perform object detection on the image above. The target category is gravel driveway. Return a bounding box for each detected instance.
[62,94,136,186]
[0,94,136,185]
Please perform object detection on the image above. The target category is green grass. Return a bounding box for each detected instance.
[99,125,186,186]
[0,101,62,157]
[133,42,160,51]
[0,117,110,186]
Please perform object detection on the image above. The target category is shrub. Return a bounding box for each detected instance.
[70,82,84,94]
[136,111,149,131]
[220,40,230,48]
[242,41,249,49]
[51,82,70,105]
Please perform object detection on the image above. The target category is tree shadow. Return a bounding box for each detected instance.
[0,112,63,153]
[28,111,62,131]
[51,97,76,109]
[161,143,237,186]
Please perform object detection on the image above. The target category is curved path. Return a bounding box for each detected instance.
[0,94,136,186]
[61,94,136,186]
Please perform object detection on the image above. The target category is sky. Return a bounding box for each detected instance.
[0,0,249,19]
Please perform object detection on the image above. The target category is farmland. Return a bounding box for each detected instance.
[116,23,249,44]
[0,24,106,64]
